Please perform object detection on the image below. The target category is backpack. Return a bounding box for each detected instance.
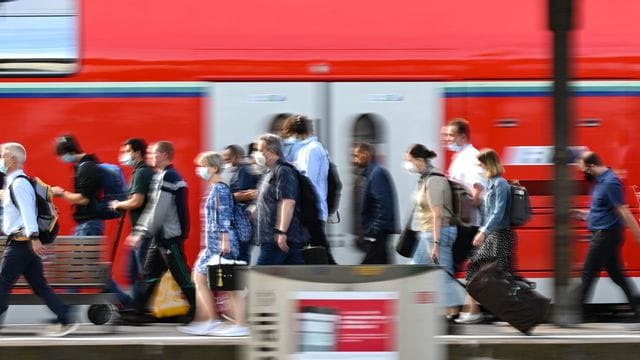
[428,173,474,227]
[326,161,342,217]
[274,162,320,229]
[9,175,60,244]
[94,162,128,219]
[219,183,253,243]
[509,181,532,226]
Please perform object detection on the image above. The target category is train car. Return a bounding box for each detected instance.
[2,0,640,306]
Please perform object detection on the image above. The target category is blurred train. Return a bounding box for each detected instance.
[2,0,640,305]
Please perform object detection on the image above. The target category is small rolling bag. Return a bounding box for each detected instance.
[466,262,550,334]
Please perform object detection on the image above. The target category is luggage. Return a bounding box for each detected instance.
[466,262,550,334]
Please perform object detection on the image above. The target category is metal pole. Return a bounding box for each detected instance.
[549,0,577,326]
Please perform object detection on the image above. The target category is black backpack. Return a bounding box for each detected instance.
[428,173,474,227]
[274,162,320,229]
[509,181,532,226]
[9,175,60,244]
[326,161,342,216]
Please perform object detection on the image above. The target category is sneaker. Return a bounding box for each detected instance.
[177,320,222,335]
[41,322,79,337]
[454,312,484,324]
[208,323,249,337]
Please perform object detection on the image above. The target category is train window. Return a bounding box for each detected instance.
[0,0,77,76]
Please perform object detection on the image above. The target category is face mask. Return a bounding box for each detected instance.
[0,158,6,174]
[283,136,299,145]
[403,160,419,174]
[222,163,232,169]
[584,169,595,182]
[448,143,462,152]
[252,152,266,167]
[196,166,212,181]
[119,154,135,166]
[61,153,75,163]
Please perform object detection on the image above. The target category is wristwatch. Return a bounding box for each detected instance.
[29,233,40,241]
[274,228,287,235]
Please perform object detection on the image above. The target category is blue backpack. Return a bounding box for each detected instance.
[94,162,128,219]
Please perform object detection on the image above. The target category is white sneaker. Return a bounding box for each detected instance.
[454,312,484,324]
[177,320,222,335]
[208,323,249,337]
[41,322,79,337]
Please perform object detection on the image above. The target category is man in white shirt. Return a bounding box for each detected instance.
[0,142,78,336]
[445,119,487,324]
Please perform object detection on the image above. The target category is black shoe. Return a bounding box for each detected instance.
[117,310,156,325]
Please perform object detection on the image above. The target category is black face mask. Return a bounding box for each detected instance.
[584,170,595,182]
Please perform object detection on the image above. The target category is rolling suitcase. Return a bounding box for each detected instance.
[466,262,550,334]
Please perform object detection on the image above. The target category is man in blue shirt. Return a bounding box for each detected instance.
[573,151,640,317]
[352,142,399,264]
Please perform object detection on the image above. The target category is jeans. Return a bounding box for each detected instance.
[257,242,305,265]
[237,240,253,265]
[128,236,151,286]
[411,226,463,308]
[74,218,133,308]
[0,241,71,324]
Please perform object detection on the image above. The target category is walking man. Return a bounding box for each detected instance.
[352,142,399,264]
[573,151,640,318]
[0,142,78,336]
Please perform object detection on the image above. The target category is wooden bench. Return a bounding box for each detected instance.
[0,235,117,324]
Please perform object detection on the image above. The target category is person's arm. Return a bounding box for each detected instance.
[112,193,144,211]
[52,186,89,206]
[369,169,396,237]
[476,179,509,242]
[13,178,46,256]
[274,165,297,252]
[234,189,257,203]
[616,205,640,242]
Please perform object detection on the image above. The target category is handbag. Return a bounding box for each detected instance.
[396,208,418,258]
[207,255,247,291]
[150,271,190,318]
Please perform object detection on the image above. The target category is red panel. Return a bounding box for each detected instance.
[0,97,203,284]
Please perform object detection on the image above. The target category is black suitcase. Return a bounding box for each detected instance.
[466,262,550,334]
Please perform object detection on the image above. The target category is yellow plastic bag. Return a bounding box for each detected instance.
[150,272,190,318]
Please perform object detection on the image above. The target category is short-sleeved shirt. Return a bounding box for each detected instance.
[255,160,308,244]
[588,169,626,230]
[128,161,155,226]
[412,169,453,231]
[448,144,487,226]
[229,164,259,194]
[73,154,102,222]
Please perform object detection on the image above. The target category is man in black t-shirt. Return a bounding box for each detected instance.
[110,138,155,286]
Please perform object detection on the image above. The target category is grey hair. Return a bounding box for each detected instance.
[1,142,27,165]
[257,133,283,158]
[196,151,224,174]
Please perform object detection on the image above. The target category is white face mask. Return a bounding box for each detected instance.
[0,158,6,174]
[252,151,266,167]
[222,162,232,169]
[119,154,135,166]
[448,143,463,152]
[403,160,419,174]
[196,166,212,181]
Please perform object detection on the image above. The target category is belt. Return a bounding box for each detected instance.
[7,233,29,241]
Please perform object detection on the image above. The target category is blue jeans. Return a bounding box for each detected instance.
[411,226,463,308]
[237,240,253,265]
[74,219,133,308]
[0,241,71,324]
[257,242,305,265]
[128,236,151,286]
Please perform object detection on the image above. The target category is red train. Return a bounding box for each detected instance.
[2,0,640,304]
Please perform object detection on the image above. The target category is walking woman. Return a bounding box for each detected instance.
[178,151,248,336]
[456,148,514,324]
[405,144,462,319]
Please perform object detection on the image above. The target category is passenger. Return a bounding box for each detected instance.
[254,133,308,265]
[124,141,196,321]
[0,142,78,336]
[51,134,132,308]
[178,151,248,336]
[282,115,337,264]
[459,148,514,324]
[222,144,259,264]
[352,142,399,264]
[446,119,486,324]
[405,144,461,317]
[109,138,155,288]
[572,151,640,319]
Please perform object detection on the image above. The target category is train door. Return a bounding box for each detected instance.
[208,83,327,150]
[329,82,444,264]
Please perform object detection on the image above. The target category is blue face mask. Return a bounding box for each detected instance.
[196,166,211,181]
[61,153,75,163]
[0,158,6,174]
[283,136,299,145]
[448,143,463,152]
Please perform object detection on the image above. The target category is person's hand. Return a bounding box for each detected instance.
[126,234,142,248]
[51,186,65,197]
[430,243,440,264]
[276,233,289,252]
[473,231,486,247]
[221,237,231,255]
[570,209,588,221]
[110,200,120,211]
[30,239,46,257]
